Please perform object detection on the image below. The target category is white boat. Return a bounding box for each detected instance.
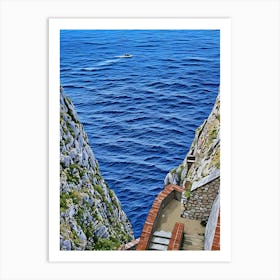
[115,53,133,58]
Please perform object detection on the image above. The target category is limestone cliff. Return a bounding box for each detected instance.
[165,91,220,190]
[60,87,134,250]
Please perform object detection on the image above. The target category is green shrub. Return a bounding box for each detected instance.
[66,96,72,104]
[69,163,86,177]
[84,225,94,239]
[106,202,113,213]
[94,237,120,250]
[177,164,185,181]
[94,184,104,195]
[184,189,191,199]
[66,173,79,184]
[60,192,71,212]
[209,127,218,143]
[68,190,83,204]
[60,190,83,211]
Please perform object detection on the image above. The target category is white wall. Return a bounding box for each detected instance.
[204,194,220,250]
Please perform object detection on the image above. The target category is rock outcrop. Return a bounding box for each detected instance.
[164,91,220,189]
[60,87,134,250]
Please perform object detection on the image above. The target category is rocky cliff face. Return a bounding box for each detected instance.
[165,91,220,189]
[60,88,134,250]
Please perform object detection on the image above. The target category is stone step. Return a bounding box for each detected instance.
[183,233,204,251]
[153,230,172,239]
[185,245,204,250]
[184,238,204,244]
[149,243,168,251]
[151,236,170,246]
[184,234,204,241]
[184,233,204,237]
[183,240,203,246]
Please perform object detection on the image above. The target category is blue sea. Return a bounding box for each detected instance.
[60,30,220,238]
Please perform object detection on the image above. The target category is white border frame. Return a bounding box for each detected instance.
[49,18,231,262]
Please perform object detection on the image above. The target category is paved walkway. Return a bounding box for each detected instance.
[154,199,205,250]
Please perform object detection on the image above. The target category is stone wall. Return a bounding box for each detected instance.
[182,177,219,222]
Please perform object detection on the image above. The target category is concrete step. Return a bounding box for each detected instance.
[151,236,170,246]
[153,230,172,239]
[149,243,168,250]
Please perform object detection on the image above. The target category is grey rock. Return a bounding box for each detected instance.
[61,239,71,250]
[164,172,178,186]
[94,225,109,239]
[60,154,71,168]
[68,205,75,218]
[78,230,87,241]
[83,194,89,203]
[60,90,134,251]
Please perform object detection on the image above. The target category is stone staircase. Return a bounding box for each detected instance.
[148,230,172,250]
[147,230,204,250]
[182,233,204,250]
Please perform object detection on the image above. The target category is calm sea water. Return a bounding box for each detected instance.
[60,30,220,238]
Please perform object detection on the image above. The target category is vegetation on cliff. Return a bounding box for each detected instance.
[60,87,134,250]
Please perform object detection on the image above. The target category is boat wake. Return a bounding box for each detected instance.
[96,58,121,67]
[81,58,121,71]
[115,54,133,58]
